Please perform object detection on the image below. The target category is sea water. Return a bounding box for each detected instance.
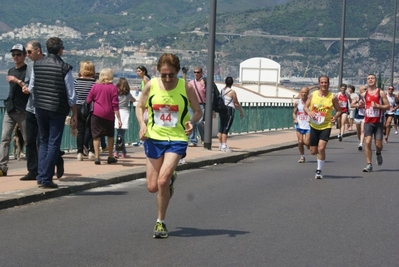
[0,73,9,107]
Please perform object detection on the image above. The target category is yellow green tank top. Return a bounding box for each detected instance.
[145,77,190,141]
[309,90,334,130]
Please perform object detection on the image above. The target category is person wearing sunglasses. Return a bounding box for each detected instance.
[136,53,202,238]
[0,44,29,177]
[187,67,205,147]
[25,37,77,188]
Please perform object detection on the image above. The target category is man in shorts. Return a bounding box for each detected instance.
[304,75,341,179]
[292,87,310,163]
[135,53,202,238]
[350,85,366,151]
[359,74,389,172]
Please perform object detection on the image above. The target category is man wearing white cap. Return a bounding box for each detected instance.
[0,44,29,176]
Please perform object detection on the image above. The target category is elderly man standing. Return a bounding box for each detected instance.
[188,67,206,147]
[25,37,77,188]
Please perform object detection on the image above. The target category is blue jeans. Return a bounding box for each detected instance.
[35,108,66,185]
[189,104,205,144]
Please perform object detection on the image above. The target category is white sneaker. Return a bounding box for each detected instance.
[88,152,95,161]
[221,146,232,152]
[77,153,83,161]
[178,159,186,165]
[395,131,398,135]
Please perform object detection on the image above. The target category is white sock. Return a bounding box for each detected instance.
[300,154,304,157]
[221,143,226,148]
[157,219,164,223]
[317,159,324,170]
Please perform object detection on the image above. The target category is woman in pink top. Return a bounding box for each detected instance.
[86,68,122,165]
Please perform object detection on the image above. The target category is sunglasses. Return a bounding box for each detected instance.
[161,73,176,78]
[27,50,35,55]
[194,71,202,74]
[12,53,22,57]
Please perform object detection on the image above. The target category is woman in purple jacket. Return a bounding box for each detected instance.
[86,68,122,165]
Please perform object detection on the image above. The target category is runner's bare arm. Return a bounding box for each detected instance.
[332,95,342,122]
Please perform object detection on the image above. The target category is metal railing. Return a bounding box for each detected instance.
[0,102,294,152]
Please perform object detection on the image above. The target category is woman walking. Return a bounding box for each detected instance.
[86,68,122,165]
[218,76,244,152]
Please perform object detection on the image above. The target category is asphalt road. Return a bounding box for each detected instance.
[1,135,398,267]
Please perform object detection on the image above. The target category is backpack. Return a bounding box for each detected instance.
[213,88,232,113]
[203,77,231,113]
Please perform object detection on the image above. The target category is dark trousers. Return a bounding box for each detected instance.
[76,105,93,154]
[35,108,66,185]
[25,112,38,175]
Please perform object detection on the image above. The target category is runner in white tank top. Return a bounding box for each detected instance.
[292,87,310,163]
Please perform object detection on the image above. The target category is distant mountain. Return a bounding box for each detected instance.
[1,0,398,81]
[0,0,290,38]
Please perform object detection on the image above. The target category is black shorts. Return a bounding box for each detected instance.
[310,127,331,147]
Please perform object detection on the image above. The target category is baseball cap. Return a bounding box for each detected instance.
[10,44,26,53]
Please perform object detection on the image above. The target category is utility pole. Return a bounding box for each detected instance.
[391,0,398,86]
[204,0,217,150]
[338,0,347,86]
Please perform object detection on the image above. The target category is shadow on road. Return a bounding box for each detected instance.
[170,227,250,237]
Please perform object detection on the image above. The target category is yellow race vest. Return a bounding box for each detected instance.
[309,90,334,130]
[145,77,190,141]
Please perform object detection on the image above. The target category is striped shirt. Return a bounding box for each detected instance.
[74,77,96,105]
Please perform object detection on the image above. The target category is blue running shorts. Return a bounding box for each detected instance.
[295,124,310,135]
[144,139,188,159]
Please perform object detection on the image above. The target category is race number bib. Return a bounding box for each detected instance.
[297,111,309,122]
[153,104,179,127]
[311,112,326,125]
[365,107,380,118]
[339,101,347,108]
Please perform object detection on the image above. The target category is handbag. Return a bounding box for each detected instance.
[193,81,206,121]
[115,133,124,152]
[80,101,93,120]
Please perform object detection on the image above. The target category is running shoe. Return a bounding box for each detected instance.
[376,152,383,166]
[298,157,305,163]
[153,222,169,238]
[170,171,177,198]
[363,164,373,172]
[358,144,363,151]
[395,131,398,135]
[77,153,83,161]
[338,134,342,142]
[315,170,323,179]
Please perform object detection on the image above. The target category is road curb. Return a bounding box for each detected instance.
[0,132,355,211]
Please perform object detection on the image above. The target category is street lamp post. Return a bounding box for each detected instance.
[391,0,398,86]
[338,0,347,86]
[204,0,217,150]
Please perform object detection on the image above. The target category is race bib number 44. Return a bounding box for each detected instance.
[153,104,179,127]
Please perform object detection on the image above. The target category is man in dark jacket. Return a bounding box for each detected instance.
[0,44,29,176]
[25,37,77,188]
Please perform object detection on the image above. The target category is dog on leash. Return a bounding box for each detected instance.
[13,125,24,160]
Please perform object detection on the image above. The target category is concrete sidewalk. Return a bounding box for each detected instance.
[0,128,349,210]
